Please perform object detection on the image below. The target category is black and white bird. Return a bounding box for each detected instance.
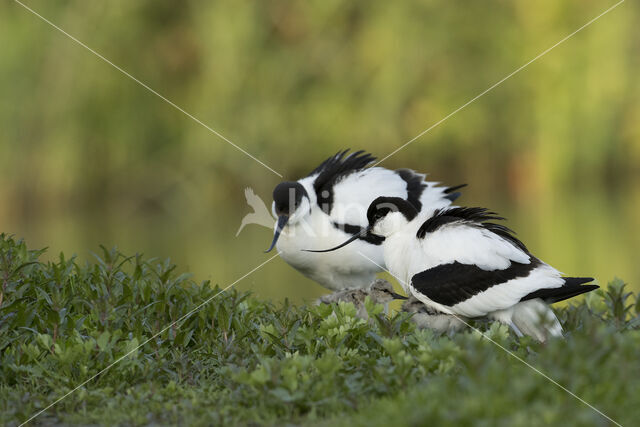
[265,150,465,290]
[308,197,598,341]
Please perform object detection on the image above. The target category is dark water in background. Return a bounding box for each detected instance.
[6,179,639,304]
[2,1,639,302]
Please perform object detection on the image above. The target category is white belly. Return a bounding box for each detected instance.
[276,221,385,290]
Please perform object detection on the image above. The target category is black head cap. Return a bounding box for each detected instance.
[272,181,309,216]
[367,196,418,225]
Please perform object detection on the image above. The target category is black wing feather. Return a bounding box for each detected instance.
[443,183,467,202]
[396,169,427,211]
[521,278,597,304]
[411,260,540,307]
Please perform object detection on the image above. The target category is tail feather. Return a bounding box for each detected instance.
[511,300,563,342]
[443,183,468,194]
[521,277,598,304]
[444,192,462,202]
[443,184,467,202]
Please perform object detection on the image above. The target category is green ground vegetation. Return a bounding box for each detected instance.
[1,233,639,426]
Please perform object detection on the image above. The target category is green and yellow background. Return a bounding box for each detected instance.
[1,0,638,302]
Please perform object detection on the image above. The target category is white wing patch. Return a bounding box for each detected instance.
[418,222,531,271]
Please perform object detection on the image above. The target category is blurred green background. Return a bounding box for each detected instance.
[1,0,638,303]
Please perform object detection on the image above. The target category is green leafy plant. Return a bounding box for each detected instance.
[0,233,638,426]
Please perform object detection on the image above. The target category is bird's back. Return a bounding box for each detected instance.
[398,208,566,317]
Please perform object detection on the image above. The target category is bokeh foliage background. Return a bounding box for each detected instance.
[1,0,639,302]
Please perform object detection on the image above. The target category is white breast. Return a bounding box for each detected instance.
[276,209,385,290]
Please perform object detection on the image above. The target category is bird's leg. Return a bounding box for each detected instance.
[509,321,524,337]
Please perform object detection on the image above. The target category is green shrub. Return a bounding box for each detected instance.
[1,233,638,426]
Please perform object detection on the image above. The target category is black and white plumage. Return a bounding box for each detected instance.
[308,197,598,341]
[265,150,465,290]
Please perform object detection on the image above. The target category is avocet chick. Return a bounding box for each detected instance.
[402,296,466,334]
[316,279,407,320]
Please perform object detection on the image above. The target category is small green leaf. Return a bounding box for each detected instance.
[97,331,111,351]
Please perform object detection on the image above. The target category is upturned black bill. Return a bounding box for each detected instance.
[265,215,289,253]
